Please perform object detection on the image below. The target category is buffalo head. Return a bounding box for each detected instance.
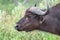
[15,1,50,31]
[15,7,49,32]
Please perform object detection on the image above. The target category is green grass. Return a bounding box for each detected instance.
[0,2,60,40]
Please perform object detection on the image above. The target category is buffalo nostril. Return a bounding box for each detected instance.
[15,25,19,28]
[15,24,19,29]
[15,24,18,27]
[15,25,18,30]
[16,25,18,27]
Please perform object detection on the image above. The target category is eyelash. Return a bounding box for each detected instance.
[26,15,31,18]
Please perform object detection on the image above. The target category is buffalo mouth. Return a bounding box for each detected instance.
[15,26,23,31]
[15,28,32,32]
[15,26,34,32]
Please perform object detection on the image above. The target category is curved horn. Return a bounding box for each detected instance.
[29,0,49,15]
[34,4,36,7]
[41,0,50,15]
[29,7,46,15]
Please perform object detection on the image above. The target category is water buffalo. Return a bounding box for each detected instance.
[15,3,60,35]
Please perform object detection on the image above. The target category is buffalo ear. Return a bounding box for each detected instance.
[39,16,45,24]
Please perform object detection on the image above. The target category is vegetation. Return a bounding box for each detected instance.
[0,0,60,40]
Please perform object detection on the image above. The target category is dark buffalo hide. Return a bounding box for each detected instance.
[15,3,60,35]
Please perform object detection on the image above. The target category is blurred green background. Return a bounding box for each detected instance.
[0,0,60,40]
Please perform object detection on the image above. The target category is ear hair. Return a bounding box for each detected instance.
[39,18,45,24]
